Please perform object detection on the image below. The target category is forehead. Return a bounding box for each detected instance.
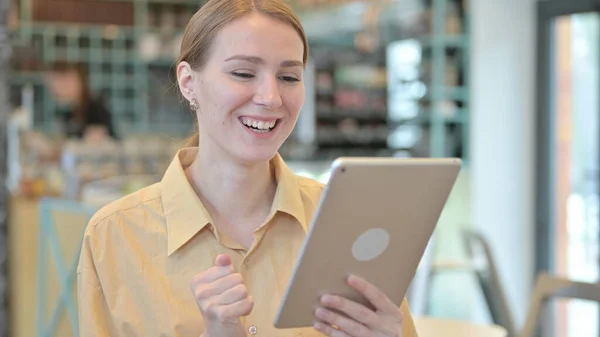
[211,12,304,63]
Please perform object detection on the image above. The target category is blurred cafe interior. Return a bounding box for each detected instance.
[1,0,600,336]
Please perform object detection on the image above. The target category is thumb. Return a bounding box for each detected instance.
[214,254,232,267]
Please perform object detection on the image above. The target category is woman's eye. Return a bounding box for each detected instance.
[231,72,255,79]
[280,76,300,83]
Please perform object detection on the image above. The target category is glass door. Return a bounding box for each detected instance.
[537,2,600,336]
[552,12,599,336]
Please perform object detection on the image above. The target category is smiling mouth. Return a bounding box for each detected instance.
[239,117,280,133]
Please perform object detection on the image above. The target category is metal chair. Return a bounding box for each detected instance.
[462,230,517,336]
[35,197,96,337]
[423,229,517,336]
[519,273,600,337]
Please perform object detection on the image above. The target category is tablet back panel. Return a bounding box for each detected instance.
[274,157,462,329]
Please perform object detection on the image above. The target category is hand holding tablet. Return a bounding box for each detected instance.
[274,157,462,332]
[313,274,404,336]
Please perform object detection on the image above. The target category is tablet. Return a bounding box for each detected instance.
[273,157,462,329]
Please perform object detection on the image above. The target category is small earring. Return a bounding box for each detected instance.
[189,98,199,111]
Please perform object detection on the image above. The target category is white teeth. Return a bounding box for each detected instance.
[240,117,278,131]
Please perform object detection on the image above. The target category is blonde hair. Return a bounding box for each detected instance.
[179,0,309,147]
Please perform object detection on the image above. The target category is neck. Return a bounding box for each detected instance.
[186,145,276,227]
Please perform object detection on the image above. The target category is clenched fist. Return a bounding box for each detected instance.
[191,254,254,337]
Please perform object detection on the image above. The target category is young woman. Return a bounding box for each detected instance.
[44,61,117,140]
[77,1,418,336]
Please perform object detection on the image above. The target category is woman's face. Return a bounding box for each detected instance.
[178,12,306,164]
[45,70,81,104]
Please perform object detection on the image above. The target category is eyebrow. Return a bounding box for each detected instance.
[224,55,304,68]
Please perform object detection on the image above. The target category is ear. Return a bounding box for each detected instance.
[176,61,197,102]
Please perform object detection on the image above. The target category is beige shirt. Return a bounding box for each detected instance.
[77,148,418,337]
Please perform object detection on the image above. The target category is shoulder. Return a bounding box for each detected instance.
[84,183,162,236]
[78,183,164,278]
[295,175,325,208]
[296,174,325,193]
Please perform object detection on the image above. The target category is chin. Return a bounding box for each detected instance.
[239,151,279,165]
[233,145,281,165]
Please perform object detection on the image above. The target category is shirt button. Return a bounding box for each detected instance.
[248,325,258,335]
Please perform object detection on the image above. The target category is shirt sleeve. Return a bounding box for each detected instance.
[77,231,120,337]
[400,298,419,337]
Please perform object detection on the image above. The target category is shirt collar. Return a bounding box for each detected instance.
[160,147,307,256]
[270,153,308,231]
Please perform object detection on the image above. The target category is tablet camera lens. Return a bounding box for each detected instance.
[341,167,346,173]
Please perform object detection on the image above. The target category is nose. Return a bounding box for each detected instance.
[253,76,283,110]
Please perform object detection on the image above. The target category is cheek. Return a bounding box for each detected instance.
[55,87,70,101]
[283,88,305,117]
[202,79,251,120]
[65,79,80,97]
